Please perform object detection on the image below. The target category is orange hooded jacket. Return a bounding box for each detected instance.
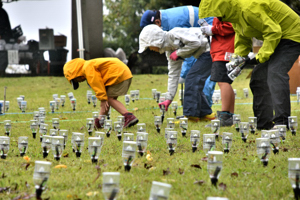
[63,57,132,101]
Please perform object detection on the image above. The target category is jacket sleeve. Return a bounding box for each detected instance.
[234,31,253,57]
[211,21,235,36]
[84,65,108,101]
[176,40,202,58]
[166,51,183,100]
[244,8,282,63]
[173,32,204,58]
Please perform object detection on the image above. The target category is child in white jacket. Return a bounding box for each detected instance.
[139,24,215,121]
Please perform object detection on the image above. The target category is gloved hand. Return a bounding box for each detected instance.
[178,77,185,84]
[201,25,213,36]
[158,100,172,111]
[170,51,179,61]
[245,56,259,65]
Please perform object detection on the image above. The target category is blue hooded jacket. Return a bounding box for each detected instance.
[159,6,213,78]
[160,6,213,31]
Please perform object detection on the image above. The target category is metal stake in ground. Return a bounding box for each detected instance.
[36,177,48,200]
[190,130,200,153]
[122,141,136,172]
[167,131,177,156]
[181,83,184,106]
[207,151,223,186]
[222,132,233,154]
[33,161,51,200]
[3,86,7,114]
[294,174,299,200]
[154,116,162,134]
[288,158,300,200]
[211,167,221,186]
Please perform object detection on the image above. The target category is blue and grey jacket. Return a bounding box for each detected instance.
[160,6,213,31]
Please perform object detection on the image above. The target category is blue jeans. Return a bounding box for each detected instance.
[181,56,216,107]
[183,52,213,118]
[203,76,216,107]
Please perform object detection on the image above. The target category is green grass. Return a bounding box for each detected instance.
[0,69,299,200]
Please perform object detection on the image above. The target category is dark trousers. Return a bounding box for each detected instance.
[250,39,300,129]
[183,51,212,118]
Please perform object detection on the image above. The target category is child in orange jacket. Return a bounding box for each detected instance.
[63,57,139,128]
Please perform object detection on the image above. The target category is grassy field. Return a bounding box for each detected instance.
[0,69,299,200]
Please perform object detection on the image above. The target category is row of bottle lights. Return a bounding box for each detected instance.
[7,89,141,114]
[1,112,298,159]
[51,90,141,113]
[0,91,97,114]
[2,93,298,167]
[1,90,299,199]
[2,88,176,114]
[0,136,298,198]
[1,114,298,190]
[29,147,300,199]
[0,86,294,115]
[34,158,242,200]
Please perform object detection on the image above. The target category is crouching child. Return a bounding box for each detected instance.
[63,57,139,128]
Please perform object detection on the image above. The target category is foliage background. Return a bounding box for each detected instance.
[103,0,300,57]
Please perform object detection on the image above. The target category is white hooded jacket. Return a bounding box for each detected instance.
[139,24,210,100]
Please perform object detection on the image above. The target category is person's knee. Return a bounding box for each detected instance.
[107,97,118,103]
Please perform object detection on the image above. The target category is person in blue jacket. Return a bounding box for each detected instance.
[140,6,216,121]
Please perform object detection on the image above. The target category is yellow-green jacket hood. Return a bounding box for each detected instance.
[198,0,240,23]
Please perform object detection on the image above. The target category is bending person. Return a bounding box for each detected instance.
[63,58,139,128]
[199,0,300,129]
[139,24,215,121]
[140,6,216,109]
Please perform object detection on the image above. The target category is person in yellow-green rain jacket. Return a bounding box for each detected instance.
[199,0,300,130]
[63,57,139,128]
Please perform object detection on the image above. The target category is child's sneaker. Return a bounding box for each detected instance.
[187,116,200,122]
[218,111,233,127]
[123,112,139,128]
[203,113,216,121]
[187,113,216,123]
[205,112,231,127]
[199,113,216,122]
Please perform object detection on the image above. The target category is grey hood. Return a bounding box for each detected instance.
[139,24,209,58]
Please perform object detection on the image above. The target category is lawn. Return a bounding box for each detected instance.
[0,69,299,200]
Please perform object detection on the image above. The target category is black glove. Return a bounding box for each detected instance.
[245,56,259,65]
